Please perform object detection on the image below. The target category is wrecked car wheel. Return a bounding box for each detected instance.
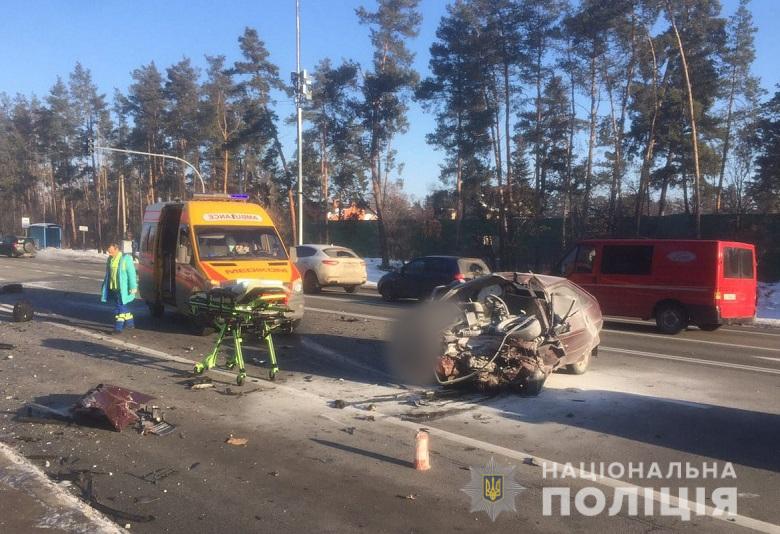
[655,303,688,334]
[566,348,594,375]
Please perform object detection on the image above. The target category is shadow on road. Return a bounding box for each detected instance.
[311,438,413,468]
[487,387,780,473]
[40,338,193,378]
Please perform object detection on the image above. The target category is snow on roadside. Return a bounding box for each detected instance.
[756,281,780,326]
[363,257,402,288]
[36,247,107,263]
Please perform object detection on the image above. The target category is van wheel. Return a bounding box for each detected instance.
[303,271,321,294]
[147,301,164,318]
[656,303,688,334]
[566,347,595,375]
[699,324,722,331]
[344,285,359,294]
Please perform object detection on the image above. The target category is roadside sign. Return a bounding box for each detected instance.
[78,225,89,232]
[21,217,30,229]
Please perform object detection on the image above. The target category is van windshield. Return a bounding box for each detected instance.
[194,226,287,261]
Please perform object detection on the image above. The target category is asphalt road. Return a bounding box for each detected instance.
[0,254,778,533]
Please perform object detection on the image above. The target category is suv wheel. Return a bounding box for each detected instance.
[380,285,396,302]
[303,271,321,294]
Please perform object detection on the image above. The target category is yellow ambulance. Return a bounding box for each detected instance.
[137,194,303,332]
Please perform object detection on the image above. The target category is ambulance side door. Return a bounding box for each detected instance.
[174,224,203,312]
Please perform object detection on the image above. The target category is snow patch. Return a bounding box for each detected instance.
[757,281,780,323]
[36,248,107,263]
[363,257,403,288]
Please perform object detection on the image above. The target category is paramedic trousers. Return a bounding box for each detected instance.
[110,290,135,332]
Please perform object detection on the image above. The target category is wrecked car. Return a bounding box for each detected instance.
[434,273,602,394]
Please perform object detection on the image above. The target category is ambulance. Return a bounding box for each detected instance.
[137,194,304,332]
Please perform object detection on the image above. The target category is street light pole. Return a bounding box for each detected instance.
[92,145,206,194]
[295,0,304,246]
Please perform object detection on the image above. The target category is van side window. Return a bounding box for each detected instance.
[575,246,596,273]
[140,223,151,253]
[146,224,158,253]
[178,225,192,263]
[724,248,754,279]
[601,245,653,275]
[558,247,577,276]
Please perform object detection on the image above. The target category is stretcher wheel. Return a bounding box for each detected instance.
[236,371,246,386]
[269,370,277,381]
[194,363,205,375]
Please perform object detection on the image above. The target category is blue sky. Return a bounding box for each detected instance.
[1,0,778,199]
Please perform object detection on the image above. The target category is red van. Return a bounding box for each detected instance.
[557,239,757,334]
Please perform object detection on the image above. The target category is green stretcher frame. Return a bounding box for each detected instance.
[190,289,287,386]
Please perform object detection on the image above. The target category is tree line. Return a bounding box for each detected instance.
[0,0,778,266]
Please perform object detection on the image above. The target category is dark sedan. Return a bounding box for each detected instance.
[377,255,490,301]
[0,235,36,257]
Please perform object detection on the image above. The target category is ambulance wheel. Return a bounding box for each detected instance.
[278,319,300,335]
[147,301,164,318]
[655,303,688,334]
[191,317,215,336]
[303,271,321,294]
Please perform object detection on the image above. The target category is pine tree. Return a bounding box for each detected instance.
[354,0,422,267]
[416,0,493,245]
[164,57,202,198]
[715,0,759,213]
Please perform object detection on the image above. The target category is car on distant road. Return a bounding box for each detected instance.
[0,235,36,258]
[377,255,490,301]
[291,244,367,294]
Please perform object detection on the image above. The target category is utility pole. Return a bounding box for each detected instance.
[295,0,304,246]
[292,1,312,246]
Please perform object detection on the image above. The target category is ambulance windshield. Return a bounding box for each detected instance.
[195,226,287,261]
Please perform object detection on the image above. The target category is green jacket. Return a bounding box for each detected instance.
[101,253,138,305]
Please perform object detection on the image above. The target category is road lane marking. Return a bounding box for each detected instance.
[2,303,776,534]
[306,293,383,303]
[604,329,780,352]
[754,356,780,363]
[306,306,780,354]
[305,307,396,323]
[602,346,780,375]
